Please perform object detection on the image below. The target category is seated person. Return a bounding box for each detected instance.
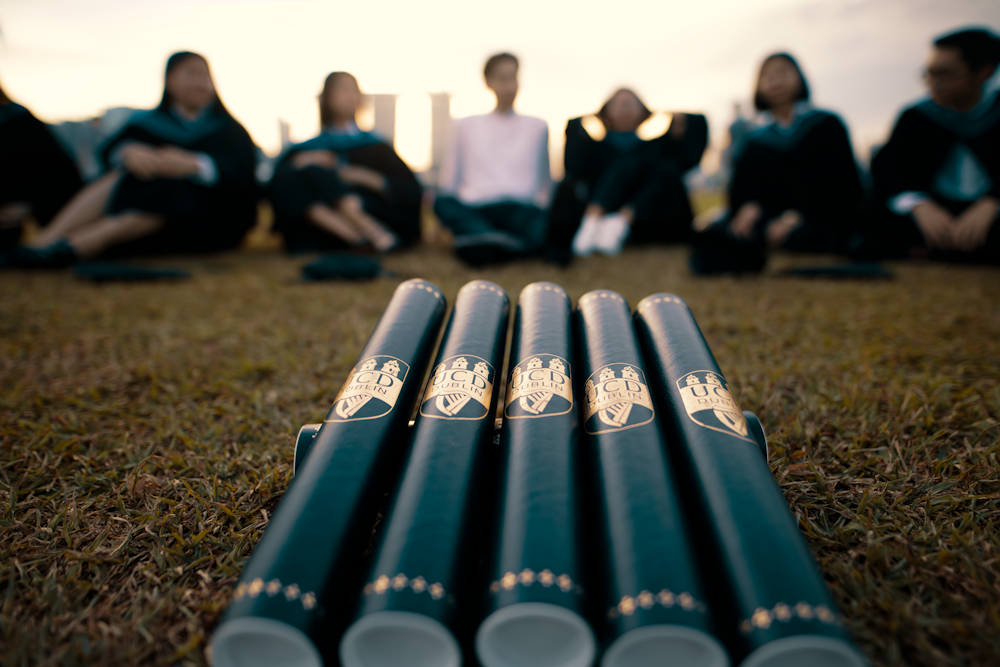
[691,53,864,274]
[434,52,552,267]
[268,72,421,254]
[0,80,83,253]
[10,51,258,268]
[545,88,708,262]
[863,28,1000,263]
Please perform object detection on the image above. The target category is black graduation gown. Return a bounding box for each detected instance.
[268,136,422,253]
[99,109,259,255]
[545,113,707,261]
[726,109,864,253]
[0,103,83,247]
[863,93,1000,261]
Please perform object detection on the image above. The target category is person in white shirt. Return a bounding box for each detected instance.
[434,53,552,267]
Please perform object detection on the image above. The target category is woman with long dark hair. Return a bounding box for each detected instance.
[268,72,422,253]
[0,79,84,253]
[691,53,864,273]
[11,52,258,267]
[544,88,707,263]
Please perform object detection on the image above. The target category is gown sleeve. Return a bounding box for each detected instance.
[870,109,929,203]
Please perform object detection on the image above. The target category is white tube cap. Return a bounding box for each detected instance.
[340,611,462,667]
[601,624,730,667]
[740,635,868,667]
[475,602,596,667]
[210,617,322,667]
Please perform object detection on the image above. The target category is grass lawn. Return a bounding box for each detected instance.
[1,241,998,666]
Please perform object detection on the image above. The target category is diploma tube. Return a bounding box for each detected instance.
[633,294,866,667]
[211,279,447,667]
[475,282,596,667]
[339,280,510,667]
[575,290,728,667]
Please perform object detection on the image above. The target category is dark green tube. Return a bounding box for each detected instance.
[475,282,595,667]
[339,280,510,667]
[574,290,728,667]
[633,294,866,667]
[210,279,447,667]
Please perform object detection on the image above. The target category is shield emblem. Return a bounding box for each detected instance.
[676,370,752,441]
[326,356,409,422]
[583,362,655,435]
[420,355,495,420]
[505,353,573,419]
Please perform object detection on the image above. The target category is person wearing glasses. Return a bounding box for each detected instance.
[864,27,1000,262]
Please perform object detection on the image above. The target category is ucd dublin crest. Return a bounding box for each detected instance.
[505,354,573,419]
[583,363,655,434]
[676,370,751,440]
[420,355,495,420]
[327,356,409,422]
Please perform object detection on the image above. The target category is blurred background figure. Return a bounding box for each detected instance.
[719,101,752,181]
[433,52,552,267]
[545,88,708,264]
[9,52,258,268]
[862,27,1000,263]
[267,71,421,254]
[0,77,83,253]
[691,53,864,274]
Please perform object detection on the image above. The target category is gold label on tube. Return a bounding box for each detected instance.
[676,370,752,441]
[326,356,409,422]
[583,363,655,434]
[419,355,495,420]
[505,354,573,419]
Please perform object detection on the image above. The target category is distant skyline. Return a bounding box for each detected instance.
[1,0,998,175]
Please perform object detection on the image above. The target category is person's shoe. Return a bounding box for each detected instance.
[8,239,79,269]
[453,231,525,267]
[572,214,601,257]
[593,214,630,256]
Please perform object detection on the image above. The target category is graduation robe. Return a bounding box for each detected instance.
[0,102,83,227]
[268,128,422,252]
[727,107,864,252]
[98,106,259,254]
[871,93,1000,207]
[546,113,708,260]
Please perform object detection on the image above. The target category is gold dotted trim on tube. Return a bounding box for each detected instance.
[489,568,580,595]
[577,291,626,306]
[460,281,509,303]
[400,280,443,301]
[521,283,570,301]
[606,589,707,620]
[738,602,839,634]
[363,573,446,601]
[232,578,318,611]
[636,295,688,315]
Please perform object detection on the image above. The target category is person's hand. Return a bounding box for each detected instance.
[765,210,801,248]
[669,112,687,139]
[292,150,338,169]
[121,143,163,180]
[951,196,998,253]
[155,146,201,178]
[912,201,955,250]
[0,202,32,227]
[731,202,762,238]
[338,165,387,192]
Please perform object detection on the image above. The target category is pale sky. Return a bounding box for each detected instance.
[1,0,998,175]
